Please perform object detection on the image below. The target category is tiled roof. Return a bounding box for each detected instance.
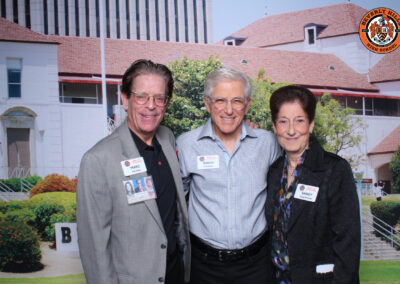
[369,125,400,155]
[0,17,56,44]
[53,36,377,91]
[369,48,400,83]
[222,3,367,47]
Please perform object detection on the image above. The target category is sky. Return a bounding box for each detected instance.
[212,0,400,43]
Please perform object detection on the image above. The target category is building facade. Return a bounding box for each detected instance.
[0,0,212,43]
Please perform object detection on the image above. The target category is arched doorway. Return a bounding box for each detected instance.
[375,163,393,194]
[0,107,37,178]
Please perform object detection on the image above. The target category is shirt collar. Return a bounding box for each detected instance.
[197,118,258,141]
[129,129,160,152]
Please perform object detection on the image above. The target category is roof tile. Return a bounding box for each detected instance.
[369,125,400,154]
[53,36,377,91]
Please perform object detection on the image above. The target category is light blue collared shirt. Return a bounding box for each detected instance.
[176,119,281,249]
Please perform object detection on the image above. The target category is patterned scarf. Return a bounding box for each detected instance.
[271,151,307,284]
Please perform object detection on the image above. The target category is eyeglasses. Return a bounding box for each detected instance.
[130,91,168,107]
[207,97,247,111]
[275,117,308,130]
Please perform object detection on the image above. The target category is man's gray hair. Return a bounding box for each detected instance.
[204,68,253,100]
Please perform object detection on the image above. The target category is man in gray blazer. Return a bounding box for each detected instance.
[77,59,190,284]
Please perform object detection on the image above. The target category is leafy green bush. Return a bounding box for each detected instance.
[391,147,400,193]
[25,175,42,186]
[0,221,43,272]
[3,208,35,225]
[45,209,77,241]
[1,192,77,243]
[0,201,6,214]
[34,203,65,240]
[0,175,42,192]
[370,201,400,235]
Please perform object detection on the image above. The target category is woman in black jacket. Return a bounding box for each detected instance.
[266,85,360,284]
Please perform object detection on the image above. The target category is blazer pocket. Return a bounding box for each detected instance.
[118,273,134,284]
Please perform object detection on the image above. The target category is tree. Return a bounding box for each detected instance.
[390,147,400,193]
[247,69,289,130]
[314,94,365,168]
[163,56,223,136]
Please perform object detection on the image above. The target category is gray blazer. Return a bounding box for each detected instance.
[77,121,190,284]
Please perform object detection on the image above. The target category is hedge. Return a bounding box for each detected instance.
[0,175,42,192]
[1,192,77,242]
[370,200,400,237]
[0,221,43,272]
[29,174,76,198]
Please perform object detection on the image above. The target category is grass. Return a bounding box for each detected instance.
[360,261,400,284]
[361,194,400,208]
[0,274,86,284]
[0,262,399,283]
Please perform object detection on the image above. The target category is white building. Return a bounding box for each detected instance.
[0,0,213,43]
[221,3,400,189]
[1,4,399,188]
[0,18,104,178]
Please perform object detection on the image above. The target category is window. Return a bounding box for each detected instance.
[373,98,400,117]
[25,0,31,29]
[64,0,69,36]
[13,0,18,23]
[165,0,169,41]
[43,0,48,34]
[7,58,22,98]
[202,0,207,43]
[224,39,235,46]
[305,27,316,45]
[193,0,198,43]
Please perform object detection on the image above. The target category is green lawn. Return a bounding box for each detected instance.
[0,261,399,283]
[361,194,400,208]
[0,274,86,284]
[360,261,400,284]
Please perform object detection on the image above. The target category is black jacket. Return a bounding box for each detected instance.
[266,138,360,284]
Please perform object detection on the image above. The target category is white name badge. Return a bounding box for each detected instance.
[316,263,334,273]
[197,155,219,169]
[123,176,157,204]
[121,157,147,176]
[294,183,319,202]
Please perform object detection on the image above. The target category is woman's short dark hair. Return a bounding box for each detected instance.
[121,59,174,101]
[270,85,317,124]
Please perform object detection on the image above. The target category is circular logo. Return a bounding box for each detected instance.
[300,185,305,191]
[359,7,400,54]
[124,161,130,167]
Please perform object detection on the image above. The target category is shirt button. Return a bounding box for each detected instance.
[158,277,164,282]
[161,243,167,249]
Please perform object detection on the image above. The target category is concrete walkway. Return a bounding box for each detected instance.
[0,242,84,278]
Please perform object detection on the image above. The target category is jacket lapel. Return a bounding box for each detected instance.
[287,167,322,233]
[117,121,165,233]
[287,138,326,233]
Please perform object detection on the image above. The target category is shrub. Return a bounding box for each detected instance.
[3,200,30,212]
[391,147,400,193]
[33,203,65,240]
[25,175,42,186]
[30,192,77,209]
[0,221,43,272]
[0,175,42,192]
[370,201,400,236]
[29,174,76,198]
[0,201,7,214]
[45,209,77,242]
[3,208,35,226]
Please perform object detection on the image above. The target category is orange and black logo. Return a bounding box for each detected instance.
[359,7,400,54]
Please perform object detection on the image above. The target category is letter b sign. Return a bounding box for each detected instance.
[55,223,79,252]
